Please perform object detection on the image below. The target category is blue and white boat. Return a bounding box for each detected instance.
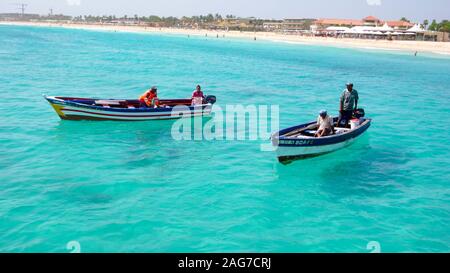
[44,95,216,121]
[271,113,371,164]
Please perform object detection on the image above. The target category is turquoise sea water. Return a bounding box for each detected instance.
[0,25,449,253]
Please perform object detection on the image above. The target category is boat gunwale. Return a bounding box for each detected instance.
[272,118,372,147]
[44,95,213,113]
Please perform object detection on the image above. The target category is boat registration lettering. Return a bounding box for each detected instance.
[280,140,314,145]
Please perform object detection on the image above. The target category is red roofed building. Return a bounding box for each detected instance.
[312,16,415,32]
[314,18,364,28]
[385,20,414,30]
[362,16,381,26]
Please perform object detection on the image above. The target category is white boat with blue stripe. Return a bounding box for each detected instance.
[44,95,216,121]
[272,110,371,164]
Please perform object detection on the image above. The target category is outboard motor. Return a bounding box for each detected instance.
[354,108,365,118]
[205,95,216,105]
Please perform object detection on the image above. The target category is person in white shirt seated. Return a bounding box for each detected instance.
[315,110,334,137]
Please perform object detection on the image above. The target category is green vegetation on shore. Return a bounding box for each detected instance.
[1,12,449,33]
[70,14,285,31]
[427,20,450,32]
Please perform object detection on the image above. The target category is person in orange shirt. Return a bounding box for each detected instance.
[139,86,159,108]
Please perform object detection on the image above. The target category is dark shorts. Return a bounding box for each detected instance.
[338,110,353,125]
[340,110,353,120]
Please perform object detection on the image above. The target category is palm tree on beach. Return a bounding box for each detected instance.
[429,19,438,31]
[400,17,410,23]
[423,19,429,30]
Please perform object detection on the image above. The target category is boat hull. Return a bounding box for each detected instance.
[272,118,371,164]
[45,96,213,121]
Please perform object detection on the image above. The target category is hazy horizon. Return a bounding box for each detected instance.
[0,0,449,22]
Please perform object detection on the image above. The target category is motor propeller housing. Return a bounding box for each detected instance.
[205,95,217,105]
[354,108,365,118]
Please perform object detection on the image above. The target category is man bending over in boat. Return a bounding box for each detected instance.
[337,83,359,127]
[315,110,334,137]
[191,85,205,105]
[139,86,160,108]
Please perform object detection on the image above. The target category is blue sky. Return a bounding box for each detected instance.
[1,0,448,22]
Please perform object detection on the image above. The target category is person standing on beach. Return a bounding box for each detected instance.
[337,83,359,127]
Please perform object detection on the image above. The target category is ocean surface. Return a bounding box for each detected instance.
[0,25,449,253]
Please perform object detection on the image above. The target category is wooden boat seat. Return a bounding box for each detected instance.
[94,100,129,108]
[94,100,125,105]
[334,127,351,133]
[304,130,317,135]
[334,127,351,131]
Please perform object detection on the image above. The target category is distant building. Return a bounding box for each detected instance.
[262,20,283,31]
[384,20,415,30]
[313,16,414,32]
[221,17,259,31]
[0,13,71,22]
[0,13,40,21]
[314,18,364,29]
[362,16,381,26]
[282,19,315,33]
[423,31,450,42]
[39,15,72,21]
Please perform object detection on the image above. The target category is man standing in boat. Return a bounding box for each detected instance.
[139,86,159,108]
[337,83,359,127]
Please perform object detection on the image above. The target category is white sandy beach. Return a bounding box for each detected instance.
[2,21,450,55]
